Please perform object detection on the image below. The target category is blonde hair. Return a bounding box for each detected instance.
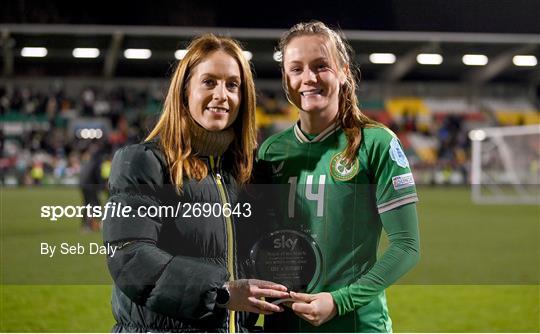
[146,34,257,189]
[279,21,382,165]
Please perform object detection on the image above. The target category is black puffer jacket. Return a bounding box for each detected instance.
[103,141,255,332]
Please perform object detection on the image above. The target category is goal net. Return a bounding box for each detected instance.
[470,124,540,204]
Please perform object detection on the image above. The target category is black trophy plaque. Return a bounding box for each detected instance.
[250,229,322,293]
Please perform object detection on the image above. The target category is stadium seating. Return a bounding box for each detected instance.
[1,84,538,186]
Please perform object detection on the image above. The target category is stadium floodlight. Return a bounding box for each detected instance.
[80,129,89,139]
[124,49,152,59]
[512,55,537,67]
[462,54,488,66]
[21,47,47,58]
[72,48,100,58]
[369,53,396,64]
[174,49,188,60]
[468,129,487,141]
[417,53,443,65]
[470,124,540,205]
[273,51,282,62]
[243,51,253,61]
[79,128,103,139]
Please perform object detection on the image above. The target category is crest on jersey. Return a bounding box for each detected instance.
[389,138,409,168]
[329,152,359,181]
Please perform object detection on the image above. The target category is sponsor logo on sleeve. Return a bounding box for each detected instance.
[392,173,415,190]
[389,137,410,168]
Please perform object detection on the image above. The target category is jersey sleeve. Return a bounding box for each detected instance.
[330,202,420,315]
[367,128,418,214]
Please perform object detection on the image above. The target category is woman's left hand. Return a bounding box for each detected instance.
[289,291,337,327]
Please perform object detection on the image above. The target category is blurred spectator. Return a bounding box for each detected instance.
[79,142,108,232]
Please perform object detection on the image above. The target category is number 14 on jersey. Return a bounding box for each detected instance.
[288,175,326,218]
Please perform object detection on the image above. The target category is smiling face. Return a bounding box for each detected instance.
[283,35,346,119]
[187,50,242,131]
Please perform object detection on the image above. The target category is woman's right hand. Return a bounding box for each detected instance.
[225,279,290,314]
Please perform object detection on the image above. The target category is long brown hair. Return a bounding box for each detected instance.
[146,34,257,189]
[279,21,382,165]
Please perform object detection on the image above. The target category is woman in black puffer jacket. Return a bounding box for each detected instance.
[103,34,288,333]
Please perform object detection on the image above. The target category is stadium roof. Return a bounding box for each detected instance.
[1,24,539,86]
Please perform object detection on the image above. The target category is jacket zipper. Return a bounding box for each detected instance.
[210,156,236,333]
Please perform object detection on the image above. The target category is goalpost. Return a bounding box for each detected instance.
[469,124,540,204]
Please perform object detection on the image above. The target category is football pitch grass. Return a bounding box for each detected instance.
[1,186,539,332]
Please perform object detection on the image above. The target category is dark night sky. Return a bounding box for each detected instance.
[2,0,540,33]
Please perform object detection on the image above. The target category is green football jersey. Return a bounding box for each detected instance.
[258,122,418,332]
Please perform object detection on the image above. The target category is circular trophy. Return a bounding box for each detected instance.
[250,229,323,293]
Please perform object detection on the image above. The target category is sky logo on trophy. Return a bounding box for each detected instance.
[273,235,298,251]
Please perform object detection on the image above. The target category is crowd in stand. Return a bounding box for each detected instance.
[1,85,158,185]
[386,112,471,185]
[0,84,507,186]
